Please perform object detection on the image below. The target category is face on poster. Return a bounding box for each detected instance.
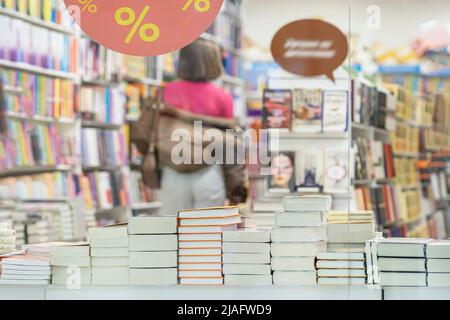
[64,0,224,56]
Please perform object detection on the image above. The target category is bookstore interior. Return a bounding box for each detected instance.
[0,0,450,301]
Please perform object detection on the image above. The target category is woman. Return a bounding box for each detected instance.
[160,39,242,214]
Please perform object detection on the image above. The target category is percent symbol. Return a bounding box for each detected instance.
[78,0,97,13]
[115,6,160,44]
[182,0,211,13]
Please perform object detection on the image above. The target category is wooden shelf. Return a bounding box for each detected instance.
[0,8,76,35]
[81,120,123,130]
[5,112,76,125]
[0,165,72,178]
[275,131,349,140]
[122,75,163,86]
[131,202,161,210]
[0,59,78,80]
[82,165,127,172]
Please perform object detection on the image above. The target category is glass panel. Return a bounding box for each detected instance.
[351,0,450,299]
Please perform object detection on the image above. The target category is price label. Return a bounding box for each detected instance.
[65,0,224,56]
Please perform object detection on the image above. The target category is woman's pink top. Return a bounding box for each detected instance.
[163,81,234,119]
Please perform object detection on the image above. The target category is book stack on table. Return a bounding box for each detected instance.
[0,222,15,255]
[271,196,330,285]
[89,224,129,285]
[222,229,272,285]
[426,240,450,287]
[178,206,241,285]
[50,243,91,286]
[128,217,178,285]
[376,238,430,287]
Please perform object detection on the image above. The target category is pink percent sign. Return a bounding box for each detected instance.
[65,0,224,56]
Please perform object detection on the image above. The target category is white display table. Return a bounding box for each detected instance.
[0,285,46,300]
[46,285,382,300]
[383,287,450,300]
[3,285,450,300]
[1,285,381,300]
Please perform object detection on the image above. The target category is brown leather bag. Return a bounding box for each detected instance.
[130,95,248,197]
[130,96,162,189]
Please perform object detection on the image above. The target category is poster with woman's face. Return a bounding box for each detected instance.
[268,152,296,192]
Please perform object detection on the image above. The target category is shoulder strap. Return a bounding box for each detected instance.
[148,88,164,152]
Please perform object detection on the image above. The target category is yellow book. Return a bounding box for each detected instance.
[54,78,61,118]
[122,125,130,154]
[28,0,39,18]
[42,0,51,22]
[42,126,52,165]
[18,0,27,13]
[18,122,29,165]
[4,0,16,10]
[80,176,94,209]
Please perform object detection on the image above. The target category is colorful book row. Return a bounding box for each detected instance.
[80,168,131,210]
[0,119,77,169]
[0,171,77,199]
[0,15,77,72]
[79,86,125,125]
[1,69,76,118]
[80,128,128,168]
[1,0,74,27]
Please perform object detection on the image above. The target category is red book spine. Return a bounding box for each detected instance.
[383,185,392,223]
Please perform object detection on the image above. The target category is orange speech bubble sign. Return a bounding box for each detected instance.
[271,19,348,82]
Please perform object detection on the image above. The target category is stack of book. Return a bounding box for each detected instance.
[89,224,129,285]
[0,222,15,255]
[376,238,430,287]
[0,243,53,285]
[271,196,330,285]
[316,251,367,286]
[222,229,272,285]
[14,224,24,247]
[50,243,91,286]
[0,254,51,285]
[26,220,52,244]
[321,211,376,285]
[178,206,241,285]
[327,211,376,249]
[426,240,450,287]
[128,217,178,285]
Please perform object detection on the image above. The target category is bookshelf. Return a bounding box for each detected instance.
[249,69,351,221]
[0,0,246,235]
[351,78,450,238]
[0,0,84,241]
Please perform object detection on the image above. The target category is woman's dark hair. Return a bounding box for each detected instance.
[177,39,224,82]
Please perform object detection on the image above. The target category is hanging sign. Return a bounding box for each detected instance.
[271,19,348,82]
[64,0,224,56]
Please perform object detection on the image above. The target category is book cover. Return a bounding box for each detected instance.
[322,90,348,132]
[291,88,322,132]
[262,89,292,131]
[267,152,296,193]
[295,148,324,193]
[324,147,349,193]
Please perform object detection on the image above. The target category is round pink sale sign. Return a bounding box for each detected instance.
[64,0,224,56]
